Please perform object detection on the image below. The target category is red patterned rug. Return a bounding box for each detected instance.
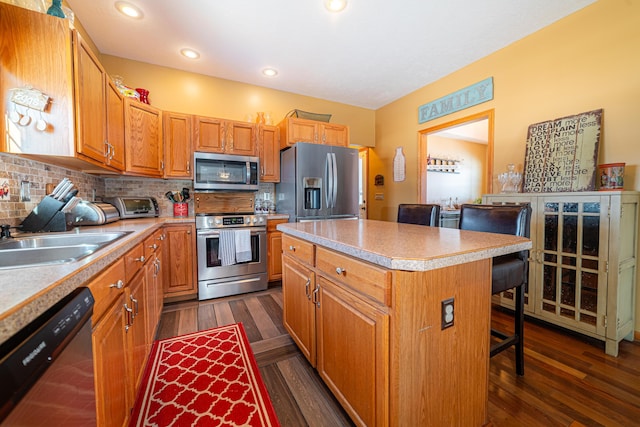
[129,323,280,427]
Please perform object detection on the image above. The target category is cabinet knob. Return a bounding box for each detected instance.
[289,245,296,252]
[109,279,124,289]
[149,243,158,250]
[134,255,145,263]
[335,267,347,275]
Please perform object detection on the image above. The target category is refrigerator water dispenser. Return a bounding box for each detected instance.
[303,177,322,210]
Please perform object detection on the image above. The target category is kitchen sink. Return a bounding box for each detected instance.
[0,231,132,269]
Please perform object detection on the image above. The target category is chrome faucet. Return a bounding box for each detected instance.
[1,224,13,239]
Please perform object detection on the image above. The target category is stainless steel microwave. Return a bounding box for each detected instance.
[193,152,259,191]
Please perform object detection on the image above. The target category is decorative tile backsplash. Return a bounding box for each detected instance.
[102,177,193,217]
[0,153,193,226]
[0,153,276,226]
[0,153,105,226]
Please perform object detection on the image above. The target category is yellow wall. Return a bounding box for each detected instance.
[372,0,640,332]
[371,0,640,221]
[100,55,376,147]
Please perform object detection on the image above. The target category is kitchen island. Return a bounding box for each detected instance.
[277,219,531,426]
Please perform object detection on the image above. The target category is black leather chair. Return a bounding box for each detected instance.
[397,204,441,227]
[458,203,530,375]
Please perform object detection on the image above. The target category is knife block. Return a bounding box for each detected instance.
[21,196,70,232]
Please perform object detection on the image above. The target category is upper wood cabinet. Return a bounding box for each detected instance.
[193,116,257,156]
[74,32,125,171]
[0,3,74,157]
[163,111,193,178]
[258,124,280,182]
[278,117,349,149]
[124,98,163,177]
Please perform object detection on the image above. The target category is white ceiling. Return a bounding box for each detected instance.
[65,0,595,110]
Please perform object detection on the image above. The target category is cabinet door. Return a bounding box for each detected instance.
[105,79,125,170]
[321,123,349,147]
[163,224,197,297]
[227,121,257,155]
[144,254,161,346]
[74,33,109,167]
[1,4,74,156]
[536,196,609,336]
[92,294,129,427]
[259,125,280,182]
[124,99,163,177]
[163,112,193,178]
[316,277,389,427]
[193,116,224,153]
[288,118,318,144]
[282,256,316,365]
[126,270,149,397]
[267,220,286,281]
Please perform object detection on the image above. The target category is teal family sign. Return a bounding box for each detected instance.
[418,77,494,124]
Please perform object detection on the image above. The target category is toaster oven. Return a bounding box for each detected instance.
[103,197,159,219]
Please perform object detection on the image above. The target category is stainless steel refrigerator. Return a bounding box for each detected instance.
[276,142,359,222]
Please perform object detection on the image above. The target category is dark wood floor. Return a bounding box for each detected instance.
[157,286,640,427]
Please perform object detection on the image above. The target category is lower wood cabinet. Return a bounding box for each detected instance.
[282,233,492,426]
[89,259,129,427]
[282,235,390,426]
[125,268,148,402]
[267,218,287,282]
[282,256,316,363]
[89,229,166,426]
[316,277,389,427]
[163,223,197,299]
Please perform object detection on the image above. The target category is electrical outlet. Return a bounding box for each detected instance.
[441,298,454,330]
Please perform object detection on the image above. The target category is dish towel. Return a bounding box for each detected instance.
[235,229,252,263]
[219,229,236,266]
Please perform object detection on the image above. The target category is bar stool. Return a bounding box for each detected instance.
[397,204,441,227]
[458,203,531,375]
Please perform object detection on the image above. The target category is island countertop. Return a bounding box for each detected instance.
[277,218,532,271]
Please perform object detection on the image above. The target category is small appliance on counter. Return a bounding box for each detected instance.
[103,197,159,219]
[69,201,120,226]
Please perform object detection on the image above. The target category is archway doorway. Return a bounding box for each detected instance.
[418,110,494,208]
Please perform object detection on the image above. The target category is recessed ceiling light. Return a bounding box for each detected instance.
[325,0,347,12]
[262,68,278,77]
[180,48,200,59]
[115,1,143,19]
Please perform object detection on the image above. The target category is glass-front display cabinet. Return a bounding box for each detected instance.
[483,191,638,356]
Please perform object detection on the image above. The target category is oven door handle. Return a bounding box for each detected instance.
[197,228,266,237]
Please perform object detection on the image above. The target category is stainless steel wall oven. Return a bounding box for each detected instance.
[196,213,268,300]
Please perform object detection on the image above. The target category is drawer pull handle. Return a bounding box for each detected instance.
[109,280,124,289]
[134,255,146,263]
[289,245,296,252]
[149,244,158,250]
[335,267,347,275]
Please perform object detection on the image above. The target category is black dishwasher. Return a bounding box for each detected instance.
[0,287,96,425]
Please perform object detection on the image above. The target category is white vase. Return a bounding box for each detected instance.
[393,147,405,182]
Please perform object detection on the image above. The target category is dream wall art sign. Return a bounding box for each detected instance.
[418,77,493,124]
[523,109,602,193]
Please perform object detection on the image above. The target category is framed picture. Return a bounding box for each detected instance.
[523,109,602,192]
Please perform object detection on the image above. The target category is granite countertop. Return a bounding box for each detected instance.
[277,219,532,272]
[0,216,195,345]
